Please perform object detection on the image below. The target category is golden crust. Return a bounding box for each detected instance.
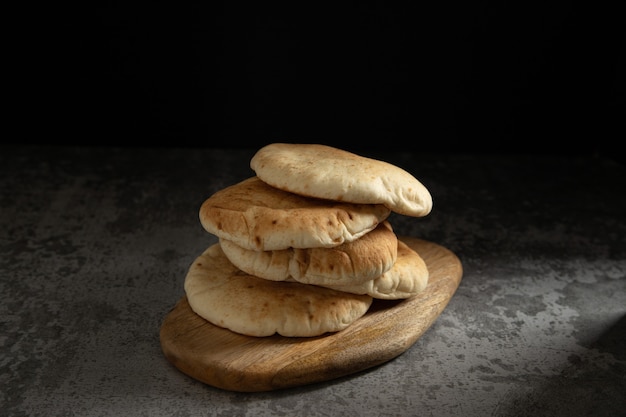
[199,176,391,251]
[184,243,373,337]
[250,143,433,217]
[219,221,398,286]
[325,237,429,300]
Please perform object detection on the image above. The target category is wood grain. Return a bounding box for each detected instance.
[159,237,463,392]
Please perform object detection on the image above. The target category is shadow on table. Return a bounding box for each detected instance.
[495,314,626,417]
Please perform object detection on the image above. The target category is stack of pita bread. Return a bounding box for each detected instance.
[184,143,433,338]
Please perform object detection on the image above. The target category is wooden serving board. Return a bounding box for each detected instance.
[160,237,463,392]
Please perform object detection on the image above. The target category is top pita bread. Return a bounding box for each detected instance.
[250,143,433,217]
[199,176,391,251]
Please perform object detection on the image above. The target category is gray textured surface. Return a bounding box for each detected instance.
[1,145,625,417]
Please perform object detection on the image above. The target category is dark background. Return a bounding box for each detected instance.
[7,3,625,159]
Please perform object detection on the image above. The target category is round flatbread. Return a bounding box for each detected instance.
[199,176,391,251]
[184,243,373,337]
[323,236,429,300]
[250,143,433,217]
[219,221,398,286]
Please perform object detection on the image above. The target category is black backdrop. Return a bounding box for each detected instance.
[8,3,625,158]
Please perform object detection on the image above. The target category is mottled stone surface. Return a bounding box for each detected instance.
[1,145,625,417]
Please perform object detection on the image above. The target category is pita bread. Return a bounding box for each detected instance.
[323,236,429,300]
[219,221,398,286]
[184,243,373,337]
[250,143,433,217]
[199,176,391,251]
